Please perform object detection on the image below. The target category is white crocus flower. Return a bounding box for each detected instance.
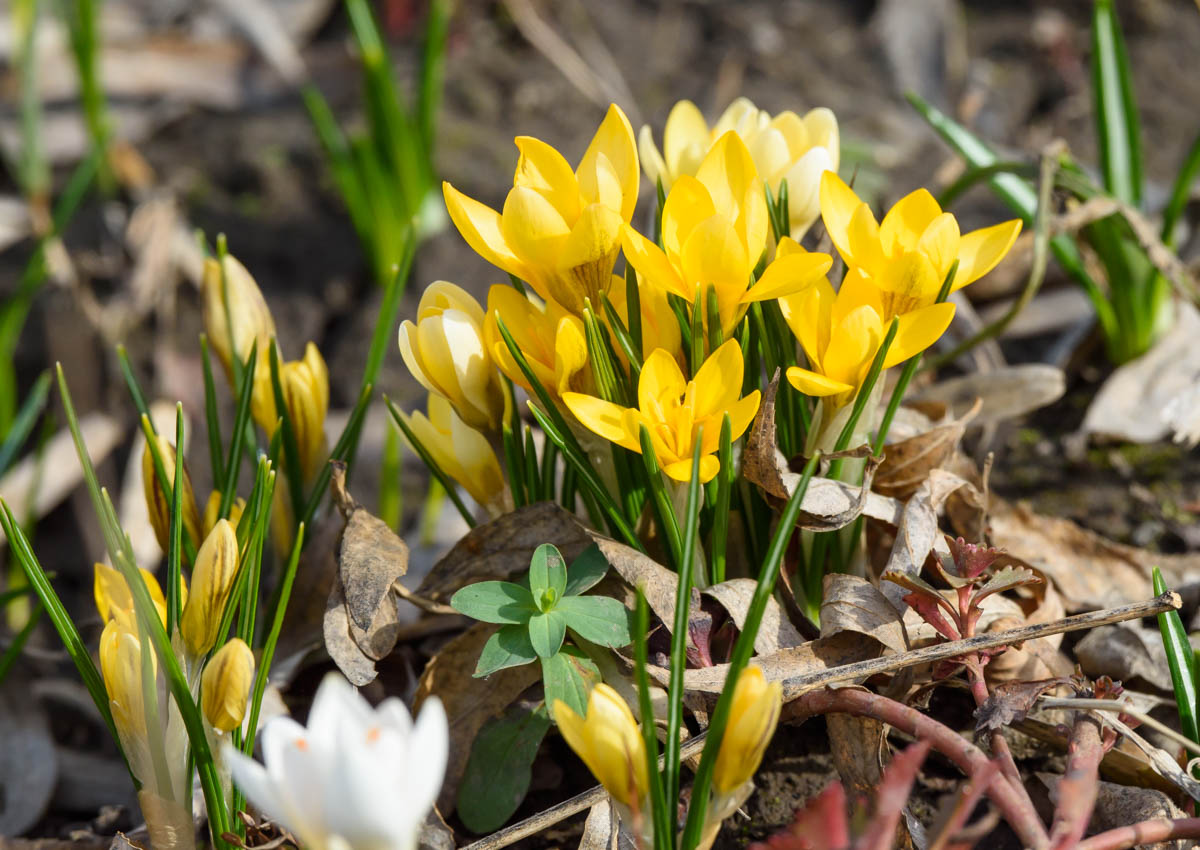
[225,673,448,850]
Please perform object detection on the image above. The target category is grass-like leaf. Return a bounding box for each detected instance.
[1154,566,1199,744]
[1091,0,1143,205]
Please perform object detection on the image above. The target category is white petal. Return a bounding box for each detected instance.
[226,744,306,844]
[374,697,414,738]
[308,672,373,747]
[405,697,449,816]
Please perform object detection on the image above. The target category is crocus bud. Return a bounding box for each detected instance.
[202,638,255,732]
[398,281,504,431]
[711,666,781,794]
[142,433,202,553]
[398,394,507,516]
[202,491,246,539]
[554,684,648,811]
[281,342,329,480]
[180,519,239,657]
[94,562,180,627]
[202,253,275,380]
[99,618,151,760]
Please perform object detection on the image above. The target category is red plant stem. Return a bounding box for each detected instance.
[1074,818,1200,850]
[789,688,1050,850]
[1047,712,1104,850]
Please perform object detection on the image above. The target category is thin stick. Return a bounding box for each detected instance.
[1039,697,1200,758]
[459,734,710,850]
[1075,818,1200,850]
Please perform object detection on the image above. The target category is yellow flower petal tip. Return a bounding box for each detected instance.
[554,684,647,810]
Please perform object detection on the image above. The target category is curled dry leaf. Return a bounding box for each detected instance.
[874,398,981,500]
[820,574,907,656]
[911,363,1066,427]
[414,623,543,816]
[744,373,900,529]
[974,677,1074,736]
[322,571,382,686]
[702,579,805,656]
[331,463,409,631]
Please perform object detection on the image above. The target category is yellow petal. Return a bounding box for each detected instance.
[201,638,255,732]
[553,315,589,396]
[879,188,942,256]
[767,111,809,158]
[638,348,687,413]
[695,132,760,227]
[555,203,624,313]
[664,454,720,484]
[181,518,239,658]
[514,136,582,223]
[637,124,668,189]
[779,277,834,367]
[786,367,854,397]
[680,215,748,295]
[746,125,792,185]
[882,302,956,369]
[501,186,572,272]
[823,305,883,387]
[563,393,639,452]
[783,147,834,239]
[846,202,884,273]
[882,250,941,308]
[802,107,840,172]
[737,181,769,271]
[690,339,744,419]
[712,97,763,140]
[724,390,761,443]
[577,104,639,223]
[662,99,709,181]
[621,225,688,299]
[956,219,1023,289]
[917,212,961,283]
[742,249,832,302]
[819,171,867,268]
[443,182,527,280]
[660,175,717,269]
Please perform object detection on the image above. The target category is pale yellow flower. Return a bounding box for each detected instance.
[202,638,255,733]
[553,684,648,811]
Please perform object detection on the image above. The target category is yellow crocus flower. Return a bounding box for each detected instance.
[94,562,185,628]
[779,240,955,410]
[443,104,639,316]
[99,617,155,782]
[201,638,255,733]
[252,342,330,481]
[819,171,1022,321]
[202,491,245,540]
[712,666,781,794]
[563,339,760,483]
[623,132,828,336]
[180,519,239,658]
[553,684,648,812]
[605,273,683,364]
[640,97,839,240]
[398,281,504,431]
[142,434,202,553]
[201,253,276,383]
[483,284,590,401]
[398,394,507,516]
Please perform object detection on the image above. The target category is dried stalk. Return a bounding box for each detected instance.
[1074,818,1200,850]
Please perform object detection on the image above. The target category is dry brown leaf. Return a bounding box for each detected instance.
[591,537,681,630]
[974,677,1074,735]
[820,574,907,655]
[828,711,886,796]
[322,571,380,686]
[577,799,638,850]
[414,623,543,816]
[912,364,1065,426]
[875,398,981,500]
[332,465,409,631]
[417,502,594,602]
[702,579,805,656]
[1074,624,1174,691]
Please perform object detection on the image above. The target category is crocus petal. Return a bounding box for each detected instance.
[690,339,744,419]
[819,171,868,268]
[680,215,748,295]
[916,212,961,283]
[882,302,956,370]
[955,219,1022,289]
[832,267,885,324]
[408,698,449,817]
[786,367,854,397]
[742,249,832,302]
[577,104,639,223]
[225,747,295,838]
[767,111,810,159]
[556,203,624,313]
[779,277,834,368]
[637,124,668,189]
[823,304,882,386]
[305,674,372,754]
[501,186,572,271]
[747,125,792,185]
[553,316,589,396]
[695,132,760,228]
[802,107,840,172]
[878,188,942,256]
[638,348,687,413]
[514,136,582,223]
[443,182,526,280]
[724,390,761,443]
[660,175,717,269]
[622,224,688,299]
[783,147,833,239]
[846,203,884,273]
[662,99,709,180]
[563,393,640,452]
[664,454,720,484]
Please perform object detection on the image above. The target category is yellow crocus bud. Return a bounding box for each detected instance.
[142,433,202,553]
[711,666,781,794]
[483,284,589,401]
[398,394,507,517]
[99,618,152,777]
[399,281,504,431]
[201,253,275,380]
[180,519,239,657]
[202,491,246,539]
[93,562,182,627]
[553,684,648,811]
[201,638,255,732]
[281,342,329,480]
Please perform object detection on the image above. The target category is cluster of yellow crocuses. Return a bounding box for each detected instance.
[399,98,1020,501]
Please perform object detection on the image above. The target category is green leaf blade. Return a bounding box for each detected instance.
[475,624,539,677]
[564,544,610,596]
[528,543,567,608]
[450,582,536,625]
[558,595,631,649]
[541,648,600,719]
[527,610,566,659]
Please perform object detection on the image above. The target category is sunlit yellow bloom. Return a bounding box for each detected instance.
[94,562,186,628]
[202,491,245,539]
[398,394,507,516]
[564,340,759,483]
[605,273,683,363]
[142,434,202,553]
[640,97,839,240]
[252,343,330,481]
[553,684,647,811]
[779,239,955,410]
[484,284,590,400]
[819,171,1022,320]
[100,617,155,781]
[180,519,239,658]
[444,104,639,315]
[399,281,504,431]
[623,132,828,335]
[712,667,781,794]
[202,638,255,733]
[201,253,276,382]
